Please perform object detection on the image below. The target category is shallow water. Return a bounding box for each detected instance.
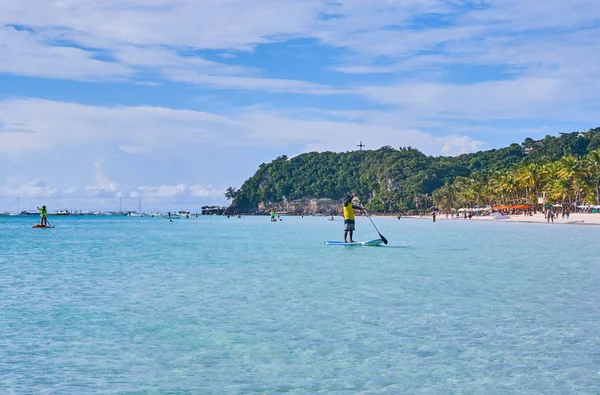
[1,215,599,394]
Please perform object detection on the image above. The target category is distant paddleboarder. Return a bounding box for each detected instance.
[37,205,48,226]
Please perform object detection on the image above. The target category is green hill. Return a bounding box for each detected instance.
[226,127,600,213]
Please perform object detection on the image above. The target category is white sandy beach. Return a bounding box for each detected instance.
[399,212,600,225]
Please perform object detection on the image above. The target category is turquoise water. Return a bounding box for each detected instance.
[1,215,600,394]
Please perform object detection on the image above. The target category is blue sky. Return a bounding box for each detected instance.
[1,0,599,212]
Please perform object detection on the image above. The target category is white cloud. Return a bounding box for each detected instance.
[118,145,153,155]
[0,98,243,155]
[356,77,598,122]
[130,184,223,199]
[0,179,58,198]
[1,0,599,102]
[0,0,332,90]
[0,25,131,81]
[441,136,487,156]
[83,182,122,198]
[0,177,225,211]
[0,25,335,91]
[0,98,478,157]
[163,71,342,94]
[1,0,322,49]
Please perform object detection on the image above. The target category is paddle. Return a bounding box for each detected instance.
[355,197,388,245]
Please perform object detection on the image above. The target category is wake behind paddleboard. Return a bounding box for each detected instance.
[32,224,55,228]
[325,239,383,246]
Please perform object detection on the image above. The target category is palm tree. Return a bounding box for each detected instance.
[488,171,506,204]
[584,148,600,204]
[432,184,457,211]
[556,155,583,206]
[515,163,544,208]
[547,178,571,204]
[498,170,519,205]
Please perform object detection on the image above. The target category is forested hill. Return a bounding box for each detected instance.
[226,127,600,213]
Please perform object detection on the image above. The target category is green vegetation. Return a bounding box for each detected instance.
[226,128,600,213]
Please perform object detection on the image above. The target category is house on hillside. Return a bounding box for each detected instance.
[524,141,544,154]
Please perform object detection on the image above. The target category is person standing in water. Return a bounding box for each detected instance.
[37,205,48,226]
[270,210,276,221]
[343,193,362,243]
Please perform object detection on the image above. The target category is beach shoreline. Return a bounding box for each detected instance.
[394,212,599,226]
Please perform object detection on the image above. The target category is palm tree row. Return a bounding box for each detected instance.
[433,148,600,211]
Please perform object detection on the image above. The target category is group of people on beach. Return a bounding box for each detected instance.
[545,208,570,223]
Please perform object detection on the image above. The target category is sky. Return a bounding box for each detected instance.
[1,0,599,212]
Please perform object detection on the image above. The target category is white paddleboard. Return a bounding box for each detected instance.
[325,239,384,246]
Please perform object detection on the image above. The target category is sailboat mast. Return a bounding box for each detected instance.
[139,198,141,214]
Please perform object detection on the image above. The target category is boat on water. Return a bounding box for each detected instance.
[51,210,70,216]
[128,199,144,217]
[149,211,161,217]
[177,211,191,218]
[20,210,39,216]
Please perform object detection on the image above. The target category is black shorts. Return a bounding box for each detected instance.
[344,219,355,231]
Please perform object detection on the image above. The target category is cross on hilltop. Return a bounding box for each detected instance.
[357,141,365,151]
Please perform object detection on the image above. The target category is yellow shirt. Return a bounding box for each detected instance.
[343,202,355,220]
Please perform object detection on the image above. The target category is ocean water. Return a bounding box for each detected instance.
[1,215,600,394]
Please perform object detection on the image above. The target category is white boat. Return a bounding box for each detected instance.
[128,198,144,216]
[149,211,162,217]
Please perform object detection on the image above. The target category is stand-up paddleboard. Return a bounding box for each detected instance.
[325,239,384,246]
[32,224,55,228]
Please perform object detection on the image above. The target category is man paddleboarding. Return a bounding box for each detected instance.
[37,205,48,226]
[343,193,362,243]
